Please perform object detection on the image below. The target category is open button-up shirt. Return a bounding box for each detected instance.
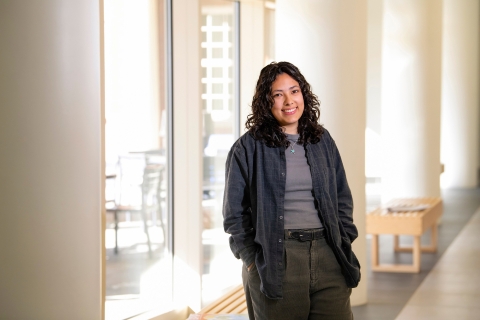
[223,129,361,299]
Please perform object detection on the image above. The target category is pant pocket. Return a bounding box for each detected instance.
[247,263,257,273]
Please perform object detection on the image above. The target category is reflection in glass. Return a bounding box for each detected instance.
[104,0,171,318]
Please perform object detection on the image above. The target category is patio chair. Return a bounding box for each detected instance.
[106,155,165,257]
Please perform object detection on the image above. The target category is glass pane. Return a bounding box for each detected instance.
[104,0,171,318]
[200,0,242,308]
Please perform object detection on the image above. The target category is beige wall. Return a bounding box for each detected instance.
[0,1,103,319]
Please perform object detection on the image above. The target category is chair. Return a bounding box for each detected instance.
[106,154,165,257]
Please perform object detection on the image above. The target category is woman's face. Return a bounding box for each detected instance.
[270,73,305,134]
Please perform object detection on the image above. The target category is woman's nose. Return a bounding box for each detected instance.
[284,95,293,105]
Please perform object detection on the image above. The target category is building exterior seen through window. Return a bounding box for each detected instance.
[200,0,242,308]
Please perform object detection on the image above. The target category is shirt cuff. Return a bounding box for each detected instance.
[238,246,257,268]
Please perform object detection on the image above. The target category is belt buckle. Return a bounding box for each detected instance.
[291,231,308,242]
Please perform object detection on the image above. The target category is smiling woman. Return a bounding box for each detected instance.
[245,61,324,148]
[270,73,305,134]
[223,61,360,319]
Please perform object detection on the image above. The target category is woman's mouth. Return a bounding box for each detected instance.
[282,107,297,115]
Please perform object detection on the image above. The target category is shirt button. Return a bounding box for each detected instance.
[278,262,282,266]
[281,172,285,176]
[278,239,282,243]
[279,216,283,220]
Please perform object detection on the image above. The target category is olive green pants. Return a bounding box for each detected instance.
[242,237,353,320]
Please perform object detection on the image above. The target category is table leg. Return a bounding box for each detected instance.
[417,224,438,253]
[430,223,438,253]
[114,211,119,254]
[413,235,421,272]
[372,234,379,268]
[394,235,400,252]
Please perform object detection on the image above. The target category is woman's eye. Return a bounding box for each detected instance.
[273,93,281,98]
[292,89,299,94]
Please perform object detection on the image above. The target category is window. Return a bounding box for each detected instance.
[200,0,242,308]
[104,0,171,318]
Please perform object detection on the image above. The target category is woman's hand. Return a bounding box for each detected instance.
[247,262,255,271]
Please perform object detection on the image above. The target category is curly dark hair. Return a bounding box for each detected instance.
[245,61,324,147]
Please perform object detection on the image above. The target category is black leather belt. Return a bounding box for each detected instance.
[284,228,326,241]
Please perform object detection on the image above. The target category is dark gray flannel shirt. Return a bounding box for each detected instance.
[223,129,361,299]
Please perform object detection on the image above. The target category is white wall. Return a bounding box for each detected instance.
[0,1,103,319]
[276,0,368,306]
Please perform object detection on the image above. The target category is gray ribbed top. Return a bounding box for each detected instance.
[284,134,323,229]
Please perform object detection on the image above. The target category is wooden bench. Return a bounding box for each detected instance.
[197,284,248,316]
[366,197,443,273]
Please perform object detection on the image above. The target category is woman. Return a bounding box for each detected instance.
[223,61,360,320]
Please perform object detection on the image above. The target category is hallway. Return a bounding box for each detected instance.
[352,188,480,319]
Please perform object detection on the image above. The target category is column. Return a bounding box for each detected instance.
[0,1,103,319]
[381,0,443,201]
[441,0,480,188]
[276,0,368,306]
[240,1,265,130]
[366,0,384,181]
[172,0,203,312]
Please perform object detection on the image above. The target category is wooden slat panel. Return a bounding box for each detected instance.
[199,285,244,314]
[197,284,248,315]
[210,288,245,313]
[221,296,245,313]
[231,302,248,314]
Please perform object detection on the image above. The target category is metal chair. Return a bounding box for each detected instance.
[106,154,165,257]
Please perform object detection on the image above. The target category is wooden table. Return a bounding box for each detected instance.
[366,197,443,273]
